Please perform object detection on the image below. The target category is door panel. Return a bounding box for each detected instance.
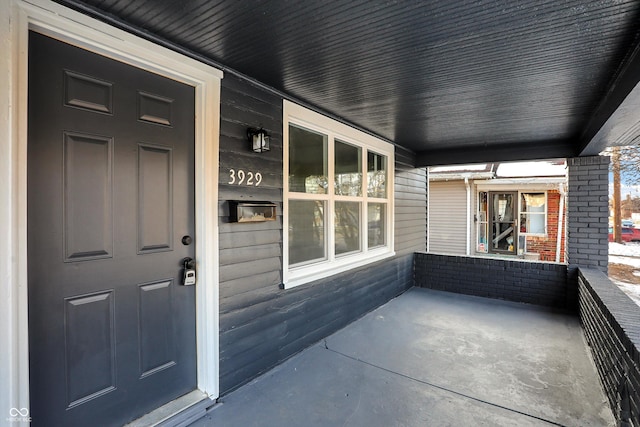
[64,291,116,407]
[138,144,174,252]
[64,70,114,114]
[138,91,174,125]
[138,279,176,377]
[63,132,114,261]
[28,32,197,427]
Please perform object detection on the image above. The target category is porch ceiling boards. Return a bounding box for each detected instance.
[57,0,640,166]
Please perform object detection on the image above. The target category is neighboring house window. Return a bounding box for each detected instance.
[284,101,394,288]
[519,192,546,235]
[477,191,488,253]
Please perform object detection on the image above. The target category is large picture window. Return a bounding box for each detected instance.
[284,101,394,288]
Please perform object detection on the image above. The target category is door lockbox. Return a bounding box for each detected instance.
[182,258,196,286]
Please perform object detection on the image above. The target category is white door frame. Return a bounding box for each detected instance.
[0,0,221,421]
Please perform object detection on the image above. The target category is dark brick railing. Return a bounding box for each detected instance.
[578,268,640,427]
[414,253,568,308]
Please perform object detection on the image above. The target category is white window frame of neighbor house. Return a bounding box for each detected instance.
[519,191,548,237]
[476,189,548,253]
[283,101,395,289]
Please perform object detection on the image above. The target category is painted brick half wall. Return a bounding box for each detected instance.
[414,253,568,308]
[578,268,640,427]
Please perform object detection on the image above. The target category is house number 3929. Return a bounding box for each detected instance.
[228,169,262,186]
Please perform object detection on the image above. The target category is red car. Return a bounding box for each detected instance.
[608,227,640,242]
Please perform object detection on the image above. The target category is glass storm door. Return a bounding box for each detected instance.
[489,192,517,255]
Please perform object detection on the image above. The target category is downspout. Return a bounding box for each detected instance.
[465,176,471,256]
[426,168,430,252]
[556,183,566,263]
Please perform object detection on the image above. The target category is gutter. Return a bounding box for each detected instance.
[426,168,430,252]
[465,176,471,256]
[429,172,494,182]
[474,177,565,186]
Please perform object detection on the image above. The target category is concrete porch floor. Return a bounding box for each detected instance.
[192,288,614,427]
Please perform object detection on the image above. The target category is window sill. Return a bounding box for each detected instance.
[283,249,395,289]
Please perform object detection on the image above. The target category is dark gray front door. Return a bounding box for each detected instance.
[28,32,197,427]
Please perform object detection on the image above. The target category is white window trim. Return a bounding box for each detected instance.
[519,191,548,237]
[283,101,395,289]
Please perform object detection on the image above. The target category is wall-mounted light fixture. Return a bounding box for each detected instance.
[248,127,270,153]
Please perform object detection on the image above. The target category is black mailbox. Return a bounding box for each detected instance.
[229,201,277,223]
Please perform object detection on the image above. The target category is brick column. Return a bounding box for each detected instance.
[566,156,609,306]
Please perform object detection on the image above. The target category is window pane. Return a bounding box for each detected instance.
[477,222,488,252]
[520,193,545,234]
[493,193,515,222]
[521,193,545,213]
[368,203,386,248]
[520,213,545,234]
[477,191,488,252]
[289,200,326,265]
[335,202,361,255]
[335,140,362,196]
[367,151,387,198]
[289,125,327,194]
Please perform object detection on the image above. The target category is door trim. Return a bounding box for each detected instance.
[1,0,222,417]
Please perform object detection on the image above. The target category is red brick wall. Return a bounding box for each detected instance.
[525,190,566,262]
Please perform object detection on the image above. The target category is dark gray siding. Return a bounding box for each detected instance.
[394,146,427,256]
[217,75,427,394]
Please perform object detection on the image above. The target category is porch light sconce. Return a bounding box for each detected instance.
[248,127,270,153]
